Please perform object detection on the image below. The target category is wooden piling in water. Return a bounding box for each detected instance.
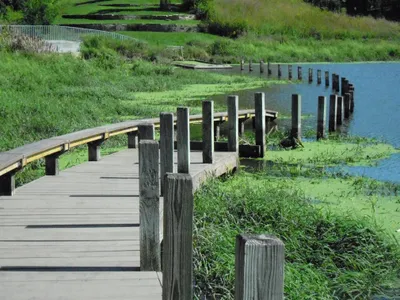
[349,85,355,113]
[329,95,338,132]
[202,100,214,164]
[291,94,301,139]
[260,60,265,74]
[325,71,329,87]
[177,107,190,173]
[278,64,282,78]
[344,93,351,119]
[308,68,313,83]
[317,96,326,140]
[163,173,194,300]
[337,96,344,126]
[228,95,239,153]
[298,66,302,80]
[317,70,321,85]
[288,65,292,80]
[160,112,174,195]
[249,60,253,72]
[235,234,285,300]
[341,77,346,96]
[268,62,272,75]
[255,92,266,158]
[240,59,244,71]
[139,140,160,272]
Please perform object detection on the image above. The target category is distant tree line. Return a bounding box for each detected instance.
[0,0,59,24]
[304,0,400,21]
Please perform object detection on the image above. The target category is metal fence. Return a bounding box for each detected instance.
[0,25,137,42]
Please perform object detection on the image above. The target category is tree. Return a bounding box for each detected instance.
[22,0,59,25]
[160,0,170,10]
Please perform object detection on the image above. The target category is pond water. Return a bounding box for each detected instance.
[209,62,400,183]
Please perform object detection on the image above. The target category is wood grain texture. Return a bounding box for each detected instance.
[160,113,174,196]
[139,140,160,271]
[291,94,302,139]
[344,93,351,119]
[317,96,327,140]
[177,107,190,174]
[235,234,285,300]
[202,101,214,163]
[337,96,344,126]
[162,174,193,300]
[255,92,266,158]
[138,124,155,141]
[329,94,338,132]
[227,96,239,153]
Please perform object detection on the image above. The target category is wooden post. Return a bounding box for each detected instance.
[127,131,137,148]
[214,122,221,141]
[138,124,155,141]
[337,96,344,126]
[239,119,246,136]
[325,71,329,87]
[45,153,61,176]
[267,62,271,75]
[255,92,266,158]
[160,112,174,195]
[308,68,313,83]
[202,100,214,163]
[249,60,253,72]
[298,66,302,80]
[88,140,103,161]
[332,73,336,92]
[336,74,340,92]
[177,107,190,173]
[288,65,292,80]
[278,64,282,78]
[349,85,355,113]
[341,77,346,96]
[329,94,338,132]
[317,96,326,140]
[240,59,244,71]
[139,140,160,271]
[235,234,284,300]
[227,95,239,153]
[0,172,16,196]
[317,70,321,85]
[291,94,301,139]
[260,60,265,74]
[344,93,351,119]
[163,173,193,300]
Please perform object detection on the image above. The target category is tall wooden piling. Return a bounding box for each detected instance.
[329,95,338,132]
[317,70,321,85]
[341,77,346,96]
[317,96,326,140]
[291,94,301,139]
[288,65,292,80]
[240,59,244,71]
[139,140,160,271]
[160,112,174,195]
[202,100,214,163]
[177,107,190,173]
[325,71,329,87]
[267,62,272,75]
[349,85,355,113]
[255,92,266,157]
[260,60,265,74]
[308,68,313,83]
[278,64,282,78]
[344,93,351,119]
[235,234,285,300]
[298,66,302,80]
[249,60,253,72]
[227,95,239,153]
[337,96,344,126]
[163,174,194,300]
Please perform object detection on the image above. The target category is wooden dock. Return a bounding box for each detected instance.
[0,149,237,300]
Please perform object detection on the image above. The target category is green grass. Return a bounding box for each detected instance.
[56,18,200,25]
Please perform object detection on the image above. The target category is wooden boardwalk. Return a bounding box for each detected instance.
[0,149,237,300]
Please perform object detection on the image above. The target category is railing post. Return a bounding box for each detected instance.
[0,171,16,196]
[88,140,103,161]
[160,113,174,195]
[45,153,61,176]
[325,71,329,87]
[317,69,321,85]
[291,94,301,139]
[337,96,344,126]
[288,65,292,80]
[177,107,190,173]
[138,124,155,141]
[163,173,193,300]
[255,92,266,157]
[235,234,284,300]
[139,140,160,271]
[227,95,239,153]
[317,96,326,140]
[298,66,302,80]
[202,100,214,163]
[329,95,338,132]
[127,131,137,148]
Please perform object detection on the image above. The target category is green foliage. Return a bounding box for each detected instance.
[193,173,400,299]
[22,0,59,25]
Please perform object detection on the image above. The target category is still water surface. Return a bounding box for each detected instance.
[210,62,400,182]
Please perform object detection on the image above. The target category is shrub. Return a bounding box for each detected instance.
[0,31,56,53]
[22,0,59,25]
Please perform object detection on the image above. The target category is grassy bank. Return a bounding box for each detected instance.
[193,135,400,299]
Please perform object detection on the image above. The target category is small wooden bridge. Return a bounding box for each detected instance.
[0,96,278,299]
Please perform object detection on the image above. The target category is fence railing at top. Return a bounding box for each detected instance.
[0,25,137,42]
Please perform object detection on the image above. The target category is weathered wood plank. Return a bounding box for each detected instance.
[160,113,174,195]
[255,92,266,158]
[202,100,214,163]
[329,94,338,132]
[177,107,190,173]
[317,96,326,140]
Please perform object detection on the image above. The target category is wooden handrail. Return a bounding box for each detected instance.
[0,109,278,177]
